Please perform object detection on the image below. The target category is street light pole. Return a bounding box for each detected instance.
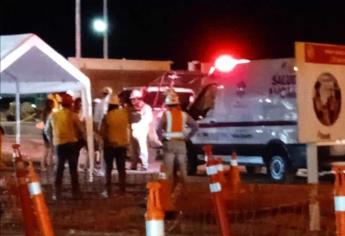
[103,0,108,59]
[75,0,81,58]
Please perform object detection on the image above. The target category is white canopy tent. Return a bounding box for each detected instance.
[0,33,95,181]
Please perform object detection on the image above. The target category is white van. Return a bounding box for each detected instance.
[186,58,345,181]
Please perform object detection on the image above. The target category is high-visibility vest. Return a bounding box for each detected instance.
[51,108,79,145]
[104,109,130,147]
[163,108,187,140]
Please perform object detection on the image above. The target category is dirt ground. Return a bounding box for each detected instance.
[0,136,210,236]
[0,136,338,236]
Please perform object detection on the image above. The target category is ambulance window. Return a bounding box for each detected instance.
[188,84,218,120]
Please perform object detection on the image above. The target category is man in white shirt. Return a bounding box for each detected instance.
[93,86,113,176]
[129,89,153,171]
[94,87,113,130]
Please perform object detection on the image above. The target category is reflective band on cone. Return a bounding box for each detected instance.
[335,196,345,212]
[231,160,238,166]
[217,164,224,171]
[206,165,218,176]
[209,182,222,193]
[29,182,42,196]
[146,220,164,236]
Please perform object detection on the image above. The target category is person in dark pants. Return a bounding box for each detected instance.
[45,93,85,199]
[100,94,131,197]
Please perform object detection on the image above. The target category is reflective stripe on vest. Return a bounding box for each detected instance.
[163,109,186,140]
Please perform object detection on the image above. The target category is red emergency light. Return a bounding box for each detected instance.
[213,55,250,73]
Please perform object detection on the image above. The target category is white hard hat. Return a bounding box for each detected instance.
[102,86,113,95]
[165,90,180,105]
[130,89,143,99]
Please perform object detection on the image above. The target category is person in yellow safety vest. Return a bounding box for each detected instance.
[156,89,198,190]
[100,95,131,197]
[45,93,86,200]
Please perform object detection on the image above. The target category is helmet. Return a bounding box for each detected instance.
[165,90,180,105]
[58,93,73,107]
[102,86,113,95]
[130,89,143,99]
[109,95,120,105]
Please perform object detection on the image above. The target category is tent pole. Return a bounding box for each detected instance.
[15,80,21,144]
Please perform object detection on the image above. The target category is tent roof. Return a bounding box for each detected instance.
[0,33,90,94]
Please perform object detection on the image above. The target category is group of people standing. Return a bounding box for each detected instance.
[42,86,198,199]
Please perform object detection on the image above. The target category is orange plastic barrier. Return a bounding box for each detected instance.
[12,144,36,236]
[333,163,345,236]
[145,182,165,236]
[27,162,55,236]
[204,145,232,236]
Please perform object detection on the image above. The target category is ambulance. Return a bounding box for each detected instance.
[186,57,345,181]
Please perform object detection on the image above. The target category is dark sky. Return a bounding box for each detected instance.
[1,0,345,69]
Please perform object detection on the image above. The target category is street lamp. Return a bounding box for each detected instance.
[76,0,109,59]
[92,0,108,59]
[93,19,108,33]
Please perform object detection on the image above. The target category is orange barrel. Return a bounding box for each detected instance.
[145,182,165,236]
[27,162,55,236]
[333,163,345,236]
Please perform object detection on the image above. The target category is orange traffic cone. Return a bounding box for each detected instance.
[12,144,36,236]
[145,181,165,236]
[203,145,232,236]
[27,162,55,236]
[333,163,345,236]
[229,151,240,191]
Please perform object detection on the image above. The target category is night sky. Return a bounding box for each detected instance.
[1,0,345,69]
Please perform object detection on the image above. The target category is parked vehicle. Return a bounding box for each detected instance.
[186,58,345,181]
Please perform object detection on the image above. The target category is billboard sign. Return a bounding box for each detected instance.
[295,42,345,143]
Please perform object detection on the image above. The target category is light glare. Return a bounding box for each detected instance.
[93,19,108,33]
[214,55,250,73]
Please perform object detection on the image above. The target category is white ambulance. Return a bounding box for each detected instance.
[186,58,345,181]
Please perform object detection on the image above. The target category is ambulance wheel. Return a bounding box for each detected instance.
[267,152,294,182]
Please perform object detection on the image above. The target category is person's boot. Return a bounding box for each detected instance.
[100,183,111,198]
[52,185,62,201]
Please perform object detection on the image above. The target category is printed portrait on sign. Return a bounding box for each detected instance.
[313,72,341,126]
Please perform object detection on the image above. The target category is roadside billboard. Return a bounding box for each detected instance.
[295,42,345,143]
